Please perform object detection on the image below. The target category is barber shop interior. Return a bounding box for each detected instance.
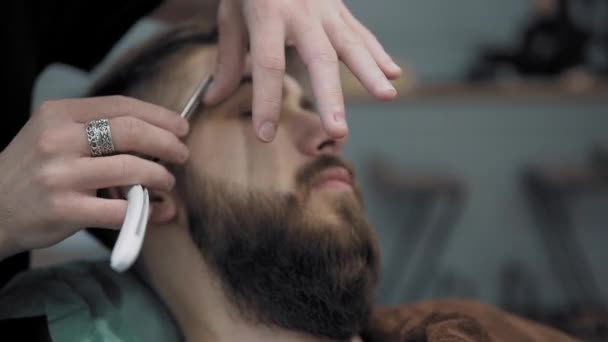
[1,0,607,341]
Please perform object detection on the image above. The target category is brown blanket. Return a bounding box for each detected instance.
[362,299,579,342]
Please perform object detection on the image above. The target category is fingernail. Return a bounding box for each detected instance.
[333,109,346,125]
[390,61,402,73]
[258,121,277,142]
[168,175,176,189]
[178,120,190,136]
[180,146,190,163]
[383,81,397,97]
[203,82,218,105]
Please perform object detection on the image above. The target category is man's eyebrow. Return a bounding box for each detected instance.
[238,73,283,99]
[237,74,316,112]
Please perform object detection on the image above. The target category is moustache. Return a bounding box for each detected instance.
[296,154,356,191]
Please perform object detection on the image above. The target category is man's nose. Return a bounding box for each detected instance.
[294,112,345,157]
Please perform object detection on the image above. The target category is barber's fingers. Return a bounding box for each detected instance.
[88,117,189,164]
[324,16,396,101]
[338,3,401,80]
[292,20,347,139]
[66,196,128,229]
[204,0,247,106]
[67,195,174,229]
[35,96,189,138]
[53,118,189,164]
[65,154,176,192]
[247,5,286,142]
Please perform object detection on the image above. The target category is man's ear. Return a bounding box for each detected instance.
[148,190,178,224]
[101,187,179,225]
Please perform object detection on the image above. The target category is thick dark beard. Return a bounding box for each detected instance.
[174,155,380,340]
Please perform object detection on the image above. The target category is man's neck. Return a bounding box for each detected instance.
[140,223,330,342]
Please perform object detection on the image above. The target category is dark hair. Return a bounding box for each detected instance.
[87,25,217,250]
[88,25,218,97]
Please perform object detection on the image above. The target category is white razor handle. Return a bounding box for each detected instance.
[111,184,150,272]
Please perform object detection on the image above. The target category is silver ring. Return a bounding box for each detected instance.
[85,118,116,157]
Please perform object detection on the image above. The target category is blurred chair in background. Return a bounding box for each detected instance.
[521,145,608,341]
[367,157,467,303]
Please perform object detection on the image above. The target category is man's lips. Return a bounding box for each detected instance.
[311,167,353,191]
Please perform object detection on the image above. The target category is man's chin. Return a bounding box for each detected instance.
[310,181,364,211]
[304,190,364,232]
[309,184,356,206]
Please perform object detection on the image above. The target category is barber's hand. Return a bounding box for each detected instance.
[205,0,401,142]
[0,96,190,260]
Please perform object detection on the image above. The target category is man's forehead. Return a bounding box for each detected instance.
[178,46,301,90]
[178,45,309,89]
[177,46,249,80]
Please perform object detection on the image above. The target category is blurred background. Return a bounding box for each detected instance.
[31,0,608,340]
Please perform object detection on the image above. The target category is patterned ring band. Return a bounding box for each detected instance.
[85,118,116,157]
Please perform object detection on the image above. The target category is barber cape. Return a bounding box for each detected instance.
[0,261,181,342]
[0,261,577,342]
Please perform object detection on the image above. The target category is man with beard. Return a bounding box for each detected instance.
[0,25,576,342]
